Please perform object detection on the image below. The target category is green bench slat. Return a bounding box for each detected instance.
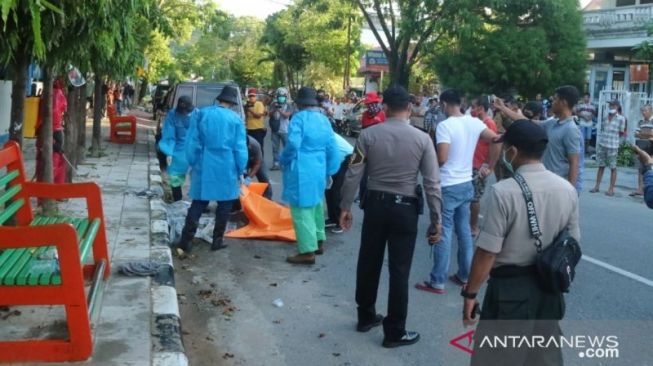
[0,198,24,225]
[0,170,19,187]
[3,217,58,286]
[0,217,95,286]
[0,185,21,207]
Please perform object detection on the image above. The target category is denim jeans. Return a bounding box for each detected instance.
[271,131,288,164]
[429,181,474,289]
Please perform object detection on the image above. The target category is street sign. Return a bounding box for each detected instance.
[365,50,389,72]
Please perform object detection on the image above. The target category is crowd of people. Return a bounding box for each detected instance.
[156,82,653,359]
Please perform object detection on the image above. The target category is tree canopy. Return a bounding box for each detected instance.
[432,0,587,97]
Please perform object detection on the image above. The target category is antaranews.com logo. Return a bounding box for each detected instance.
[450,331,620,359]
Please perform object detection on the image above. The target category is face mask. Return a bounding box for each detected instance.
[609,109,617,114]
[278,96,287,104]
[501,149,515,176]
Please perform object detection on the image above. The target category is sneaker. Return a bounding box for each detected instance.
[325,220,337,228]
[270,163,280,171]
[330,226,344,234]
[382,331,420,348]
[414,281,445,294]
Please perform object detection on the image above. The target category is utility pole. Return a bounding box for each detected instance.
[343,14,352,92]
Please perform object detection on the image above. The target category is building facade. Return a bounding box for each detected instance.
[584,0,653,101]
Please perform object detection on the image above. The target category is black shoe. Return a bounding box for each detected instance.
[211,238,228,251]
[382,331,420,348]
[177,240,192,253]
[356,314,383,332]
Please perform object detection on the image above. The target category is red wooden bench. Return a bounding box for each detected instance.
[107,104,137,144]
[0,141,110,362]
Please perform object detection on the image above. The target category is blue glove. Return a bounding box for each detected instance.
[244,177,252,186]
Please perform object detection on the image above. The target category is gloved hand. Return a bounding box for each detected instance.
[166,156,172,166]
[326,176,334,189]
[244,177,252,186]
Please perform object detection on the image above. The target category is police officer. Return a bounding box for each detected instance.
[461,120,580,365]
[340,85,442,348]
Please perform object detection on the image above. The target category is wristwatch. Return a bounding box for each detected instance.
[460,289,477,300]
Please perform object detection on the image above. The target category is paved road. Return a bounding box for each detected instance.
[175,136,653,366]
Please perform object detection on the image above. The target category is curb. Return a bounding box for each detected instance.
[147,130,188,366]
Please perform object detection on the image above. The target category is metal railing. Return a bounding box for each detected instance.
[583,4,653,33]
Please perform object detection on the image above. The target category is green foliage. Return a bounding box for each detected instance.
[260,0,361,93]
[618,142,636,167]
[432,0,587,97]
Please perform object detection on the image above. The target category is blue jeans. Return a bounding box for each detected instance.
[271,131,287,164]
[429,181,474,289]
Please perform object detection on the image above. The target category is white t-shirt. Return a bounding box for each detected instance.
[334,103,345,120]
[436,115,488,187]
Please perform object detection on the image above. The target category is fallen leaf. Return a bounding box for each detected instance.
[223,353,235,359]
[210,283,217,288]
[269,283,278,287]
[206,336,214,342]
[273,320,282,324]
[332,353,341,357]
[318,333,326,338]
[254,255,262,259]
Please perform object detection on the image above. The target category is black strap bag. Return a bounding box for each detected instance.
[513,173,582,293]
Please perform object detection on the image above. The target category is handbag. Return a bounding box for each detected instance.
[513,173,582,293]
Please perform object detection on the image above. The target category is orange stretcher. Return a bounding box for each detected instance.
[226,183,296,242]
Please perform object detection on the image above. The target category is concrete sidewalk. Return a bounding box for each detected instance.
[2,116,185,365]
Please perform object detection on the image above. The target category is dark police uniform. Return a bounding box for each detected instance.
[340,115,442,343]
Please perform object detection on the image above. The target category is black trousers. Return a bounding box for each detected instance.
[471,271,565,366]
[247,129,267,158]
[325,155,351,222]
[356,193,418,340]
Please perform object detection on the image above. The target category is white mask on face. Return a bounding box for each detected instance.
[609,109,617,114]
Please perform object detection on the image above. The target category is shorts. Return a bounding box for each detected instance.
[472,168,487,203]
[596,146,618,170]
[580,125,593,141]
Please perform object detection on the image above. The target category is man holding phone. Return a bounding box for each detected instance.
[632,105,653,196]
[633,142,653,209]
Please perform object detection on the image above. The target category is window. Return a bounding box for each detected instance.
[616,0,636,6]
[640,0,653,4]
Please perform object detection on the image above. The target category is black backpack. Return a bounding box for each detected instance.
[513,173,582,293]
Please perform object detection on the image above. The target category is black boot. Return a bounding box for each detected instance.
[211,217,229,251]
[171,186,182,202]
[177,221,198,253]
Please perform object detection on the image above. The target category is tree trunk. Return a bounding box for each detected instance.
[91,74,104,157]
[9,50,30,146]
[76,83,87,164]
[64,86,79,182]
[39,66,56,214]
[138,78,148,104]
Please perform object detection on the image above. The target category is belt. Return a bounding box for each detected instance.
[490,265,537,278]
[366,190,418,205]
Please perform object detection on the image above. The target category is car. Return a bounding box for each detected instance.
[155,81,245,168]
[343,101,365,138]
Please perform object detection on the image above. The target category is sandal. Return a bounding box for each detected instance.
[589,188,599,193]
[605,191,615,197]
[629,192,643,197]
